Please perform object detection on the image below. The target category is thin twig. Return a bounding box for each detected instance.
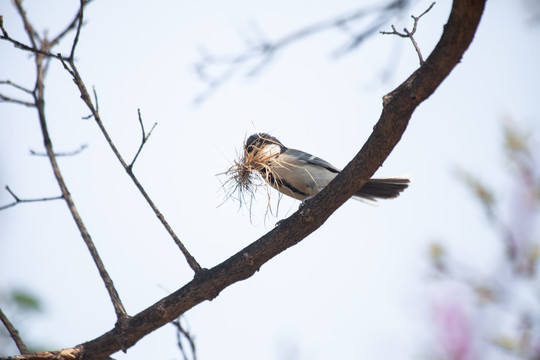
[69,0,85,60]
[0,16,7,37]
[0,186,63,211]
[93,86,99,112]
[0,35,67,60]
[29,144,88,157]
[0,307,29,355]
[129,109,157,170]
[50,0,94,47]
[13,0,39,49]
[0,93,35,107]
[60,58,203,275]
[0,80,35,107]
[380,2,436,66]
[0,15,67,61]
[193,0,410,103]
[0,80,34,94]
[172,317,197,360]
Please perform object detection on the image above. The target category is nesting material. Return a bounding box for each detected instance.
[220,135,283,212]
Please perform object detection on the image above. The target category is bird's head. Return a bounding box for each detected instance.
[245,133,284,159]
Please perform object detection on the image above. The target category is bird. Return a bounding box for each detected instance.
[244,133,409,202]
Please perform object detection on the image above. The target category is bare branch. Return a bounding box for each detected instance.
[0,185,63,211]
[0,307,29,355]
[12,0,39,49]
[0,80,36,107]
[58,57,203,275]
[416,1,437,20]
[69,0,85,60]
[1,0,93,62]
[193,0,411,103]
[0,22,67,61]
[333,4,405,56]
[0,80,33,94]
[172,317,197,360]
[29,144,88,157]
[0,93,35,107]
[50,0,94,48]
[59,58,204,275]
[129,109,157,170]
[33,62,129,322]
[380,2,436,65]
[3,0,131,323]
[0,16,7,37]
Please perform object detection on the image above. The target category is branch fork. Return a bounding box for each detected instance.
[380,2,436,65]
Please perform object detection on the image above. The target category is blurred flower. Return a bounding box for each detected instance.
[432,297,475,360]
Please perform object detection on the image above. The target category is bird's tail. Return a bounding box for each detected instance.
[354,177,410,202]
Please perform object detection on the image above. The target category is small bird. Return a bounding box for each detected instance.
[244,133,409,202]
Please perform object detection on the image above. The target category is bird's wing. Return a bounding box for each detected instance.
[283,148,340,173]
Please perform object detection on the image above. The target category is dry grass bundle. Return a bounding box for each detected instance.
[219,135,283,216]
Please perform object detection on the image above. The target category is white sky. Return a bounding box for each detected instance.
[1,0,539,359]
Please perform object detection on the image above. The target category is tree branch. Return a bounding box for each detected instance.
[128,109,157,171]
[0,10,68,61]
[2,0,202,275]
[0,307,29,355]
[380,2,436,65]
[12,0,39,49]
[193,0,411,103]
[68,0,85,61]
[6,0,130,323]
[0,80,35,107]
[0,93,35,107]
[172,317,197,360]
[0,80,33,94]
[50,0,94,48]
[34,55,129,323]
[0,185,63,211]
[29,144,88,157]
[57,57,204,275]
